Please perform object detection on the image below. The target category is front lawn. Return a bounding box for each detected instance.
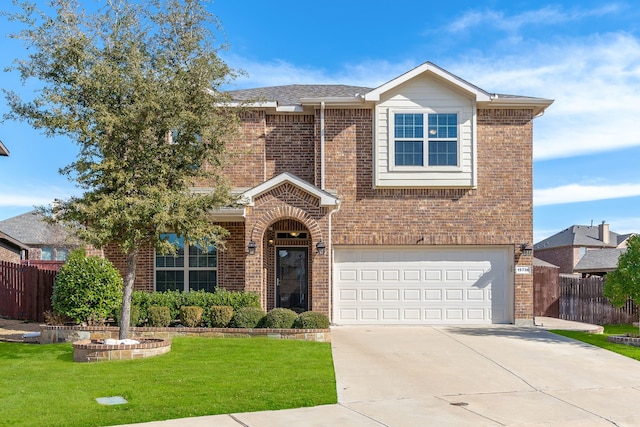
[0,337,336,427]
[552,324,640,361]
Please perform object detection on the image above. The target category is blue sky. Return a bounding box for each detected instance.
[2,0,640,243]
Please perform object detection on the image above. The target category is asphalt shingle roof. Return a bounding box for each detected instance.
[0,210,73,246]
[574,248,626,273]
[227,84,374,106]
[534,225,629,250]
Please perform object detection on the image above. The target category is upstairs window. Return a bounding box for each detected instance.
[155,234,217,292]
[393,112,458,168]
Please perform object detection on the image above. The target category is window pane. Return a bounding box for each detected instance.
[428,113,457,138]
[189,245,217,268]
[188,270,217,293]
[428,141,457,166]
[395,141,424,166]
[156,270,184,292]
[156,234,185,268]
[41,247,53,261]
[55,248,69,261]
[395,113,423,138]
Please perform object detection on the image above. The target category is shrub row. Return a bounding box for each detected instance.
[230,307,330,329]
[122,304,330,329]
[125,289,261,327]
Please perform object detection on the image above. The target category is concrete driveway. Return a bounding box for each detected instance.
[118,324,640,426]
[328,325,640,426]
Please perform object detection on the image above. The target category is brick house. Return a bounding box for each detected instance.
[0,210,79,264]
[534,222,633,275]
[107,62,552,326]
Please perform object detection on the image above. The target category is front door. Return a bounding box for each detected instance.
[276,247,308,311]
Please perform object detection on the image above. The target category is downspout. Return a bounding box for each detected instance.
[327,200,341,323]
[321,101,326,190]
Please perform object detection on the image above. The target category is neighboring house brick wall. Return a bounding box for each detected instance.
[0,245,21,263]
[535,247,574,274]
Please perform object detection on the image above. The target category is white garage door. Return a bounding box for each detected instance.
[333,246,512,325]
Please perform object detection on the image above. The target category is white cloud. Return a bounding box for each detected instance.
[0,185,77,208]
[447,4,622,34]
[534,183,640,206]
[451,32,640,160]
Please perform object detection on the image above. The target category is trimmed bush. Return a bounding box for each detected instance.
[180,306,203,327]
[230,307,265,328]
[148,306,171,327]
[261,308,298,329]
[208,305,233,327]
[293,311,330,329]
[52,250,123,325]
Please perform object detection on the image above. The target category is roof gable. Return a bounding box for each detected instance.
[365,61,492,102]
[242,172,340,207]
[0,139,8,156]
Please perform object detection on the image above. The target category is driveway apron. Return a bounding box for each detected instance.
[331,325,640,426]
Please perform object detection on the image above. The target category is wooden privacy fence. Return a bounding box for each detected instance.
[533,266,559,317]
[559,274,637,324]
[0,261,56,322]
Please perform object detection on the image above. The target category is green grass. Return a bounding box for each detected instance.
[552,324,640,361]
[0,337,337,427]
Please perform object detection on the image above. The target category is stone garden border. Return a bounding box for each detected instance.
[40,325,330,344]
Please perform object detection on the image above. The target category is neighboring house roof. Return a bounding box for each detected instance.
[0,210,74,246]
[228,61,553,116]
[533,257,559,268]
[0,230,30,251]
[574,248,626,274]
[0,139,8,156]
[534,224,629,250]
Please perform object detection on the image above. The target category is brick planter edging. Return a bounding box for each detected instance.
[73,338,171,362]
[40,325,330,344]
[606,335,640,347]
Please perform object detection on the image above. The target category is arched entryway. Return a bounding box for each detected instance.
[264,219,312,312]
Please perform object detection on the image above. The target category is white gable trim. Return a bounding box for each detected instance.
[365,62,492,102]
[242,172,340,207]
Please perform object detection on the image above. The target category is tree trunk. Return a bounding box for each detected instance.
[119,248,139,340]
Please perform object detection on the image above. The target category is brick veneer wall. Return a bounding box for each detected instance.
[321,108,534,321]
[107,107,536,322]
[535,247,575,274]
[0,245,20,263]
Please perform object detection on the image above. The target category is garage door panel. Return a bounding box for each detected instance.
[381,270,400,281]
[425,289,442,301]
[425,270,442,281]
[334,246,512,325]
[340,269,357,281]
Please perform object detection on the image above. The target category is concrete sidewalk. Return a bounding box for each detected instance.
[115,318,640,427]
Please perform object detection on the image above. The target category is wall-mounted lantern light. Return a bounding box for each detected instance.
[520,243,533,257]
[247,239,257,255]
[247,224,258,255]
[316,240,326,256]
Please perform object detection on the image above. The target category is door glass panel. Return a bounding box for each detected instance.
[276,247,308,311]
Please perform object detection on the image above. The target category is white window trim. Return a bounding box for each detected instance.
[389,109,462,172]
[154,238,218,292]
